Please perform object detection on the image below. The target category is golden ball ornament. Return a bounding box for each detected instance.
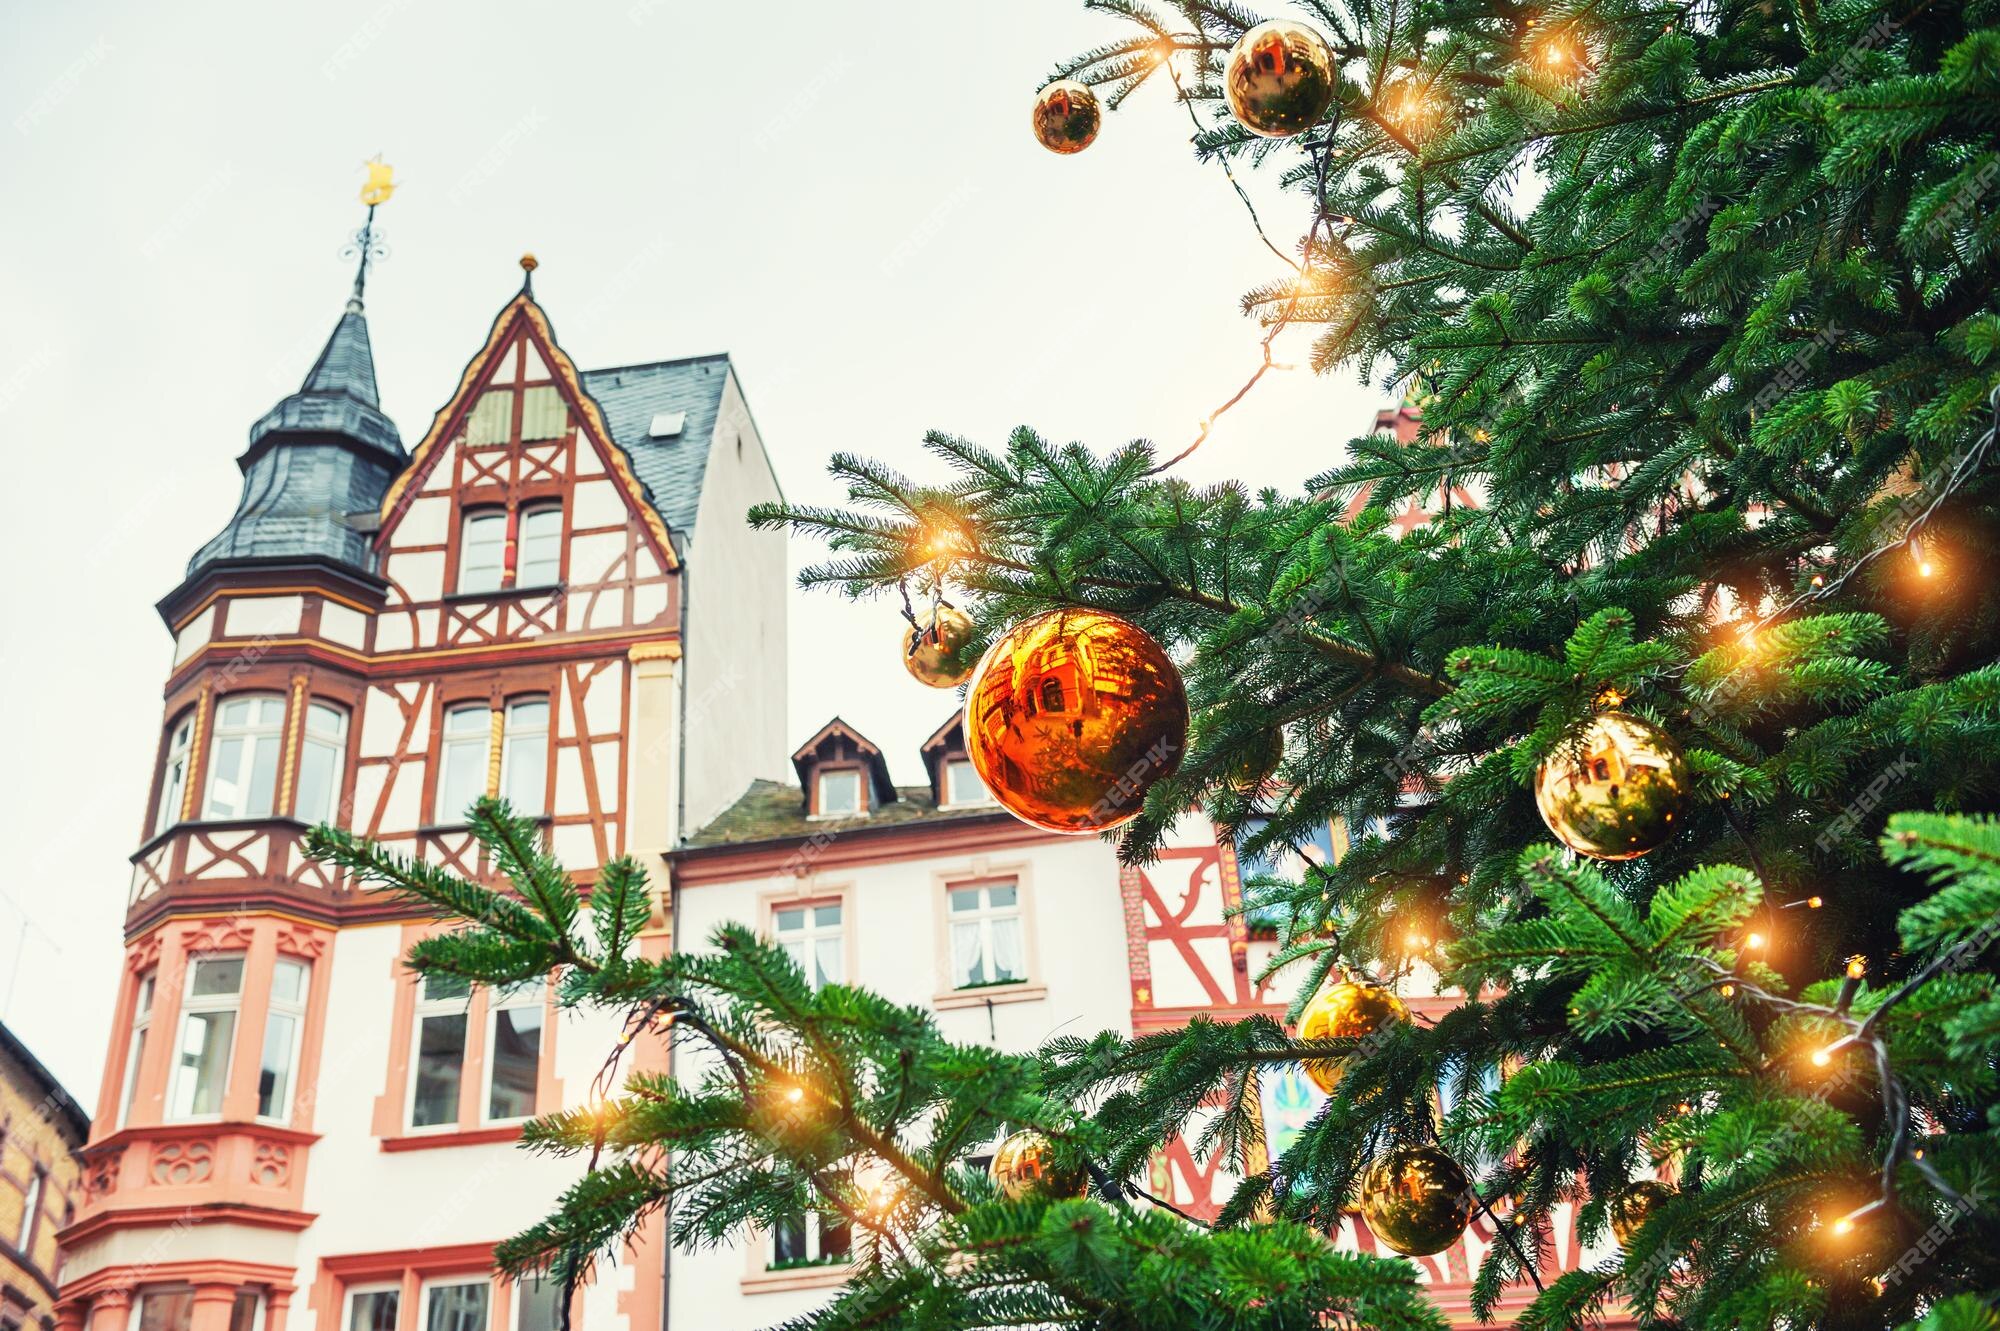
[903,604,978,689]
[1297,978,1408,1094]
[990,1129,1088,1201]
[1534,711,1691,860]
[1356,1146,1476,1257]
[1227,727,1286,793]
[1608,1179,1673,1246]
[1224,20,1338,138]
[1032,80,1101,154]
[962,609,1189,834]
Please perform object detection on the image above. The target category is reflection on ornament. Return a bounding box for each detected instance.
[1534,711,1690,860]
[1608,1179,1673,1246]
[1357,1146,1475,1256]
[963,609,1188,833]
[990,1129,1087,1201]
[1297,979,1408,1094]
[1032,80,1101,154]
[1224,20,1337,137]
[904,605,978,688]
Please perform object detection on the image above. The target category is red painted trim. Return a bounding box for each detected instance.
[58,1203,315,1248]
[378,1125,524,1152]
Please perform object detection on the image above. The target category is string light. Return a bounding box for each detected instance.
[1846,957,1867,979]
[1745,931,1767,950]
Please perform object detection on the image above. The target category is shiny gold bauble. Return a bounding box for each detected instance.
[1608,1179,1673,1246]
[1356,1146,1475,1257]
[990,1129,1088,1201]
[1534,711,1691,860]
[963,609,1188,833]
[1297,979,1408,1094]
[904,604,978,689]
[1032,80,1101,154]
[1224,20,1337,138]
[1227,727,1286,793]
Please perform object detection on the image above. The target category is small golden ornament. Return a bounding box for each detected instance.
[1297,978,1408,1094]
[1357,1146,1475,1257]
[963,609,1188,833]
[1227,727,1286,793]
[990,1129,1087,1201]
[1608,1179,1673,1246]
[1224,20,1337,138]
[1032,80,1101,154]
[1534,711,1691,860]
[904,604,978,689]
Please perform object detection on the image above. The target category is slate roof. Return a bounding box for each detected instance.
[0,1021,89,1144]
[684,778,1010,850]
[580,354,733,539]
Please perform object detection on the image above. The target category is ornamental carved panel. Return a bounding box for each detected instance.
[249,1139,292,1187]
[150,1139,215,1186]
[82,1153,121,1201]
[274,924,327,959]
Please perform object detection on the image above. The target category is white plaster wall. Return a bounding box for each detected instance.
[679,370,789,839]
[173,604,215,664]
[321,601,369,650]
[224,594,303,638]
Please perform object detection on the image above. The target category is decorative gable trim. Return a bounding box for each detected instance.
[376,289,680,571]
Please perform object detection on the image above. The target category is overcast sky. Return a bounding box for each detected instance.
[0,0,1383,1101]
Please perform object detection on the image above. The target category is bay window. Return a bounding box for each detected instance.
[257,958,311,1120]
[136,1291,194,1331]
[436,704,492,824]
[485,980,545,1122]
[204,695,285,819]
[170,955,244,1118]
[773,902,843,991]
[516,505,563,587]
[458,511,507,595]
[294,702,349,825]
[499,698,549,814]
[948,883,1026,990]
[409,972,472,1129]
[155,713,194,834]
[121,971,157,1125]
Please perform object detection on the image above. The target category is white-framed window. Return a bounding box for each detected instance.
[155,714,195,835]
[203,694,285,820]
[485,980,544,1122]
[121,971,157,1126]
[421,1278,491,1331]
[17,1166,42,1251]
[816,769,862,818]
[343,1284,401,1331]
[768,1210,852,1271]
[943,757,989,808]
[948,883,1026,990]
[516,505,563,587]
[295,702,349,825]
[774,902,843,991]
[409,972,472,1130]
[257,958,311,1121]
[136,1289,195,1331]
[436,704,492,824]
[169,955,245,1119]
[458,510,507,594]
[500,699,549,814]
[511,1274,563,1331]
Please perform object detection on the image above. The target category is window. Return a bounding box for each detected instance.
[485,980,544,1122]
[17,1166,43,1251]
[948,883,1026,989]
[943,758,988,808]
[520,386,567,442]
[345,1287,400,1331]
[458,511,507,595]
[204,695,285,820]
[1039,678,1065,712]
[295,702,349,825]
[155,714,194,835]
[121,971,157,1125]
[436,704,492,824]
[816,769,862,817]
[423,1280,490,1331]
[466,390,513,446]
[228,1292,262,1331]
[500,699,549,814]
[137,1291,194,1331]
[769,1210,851,1270]
[257,958,311,1121]
[516,505,563,587]
[512,1275,563,1331]
[170,956,245,1118]
[774,902,843,990]
[410,973,472,1129]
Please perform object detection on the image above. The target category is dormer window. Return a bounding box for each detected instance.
[817,769,862,818]
[943,757,989,808]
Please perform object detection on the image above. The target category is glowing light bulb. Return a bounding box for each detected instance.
[1746,932,1766,950]
[1808,895,1824,909]
[1811,574,1825,588]
[786,1086,805,1104]
[1846,957,1867,979]
[1720,983,1737,998]
[1811,1048,1832,1067]
[1831,1216,1854,1236]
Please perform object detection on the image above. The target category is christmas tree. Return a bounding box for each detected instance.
[312,0,1999,1324]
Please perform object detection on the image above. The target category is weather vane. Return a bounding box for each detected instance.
[341,154,397,311]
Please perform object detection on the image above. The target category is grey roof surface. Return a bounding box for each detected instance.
[685,778,1008,849]
[580,354,732,537]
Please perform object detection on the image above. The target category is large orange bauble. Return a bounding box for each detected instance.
[962,609,1188,833]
